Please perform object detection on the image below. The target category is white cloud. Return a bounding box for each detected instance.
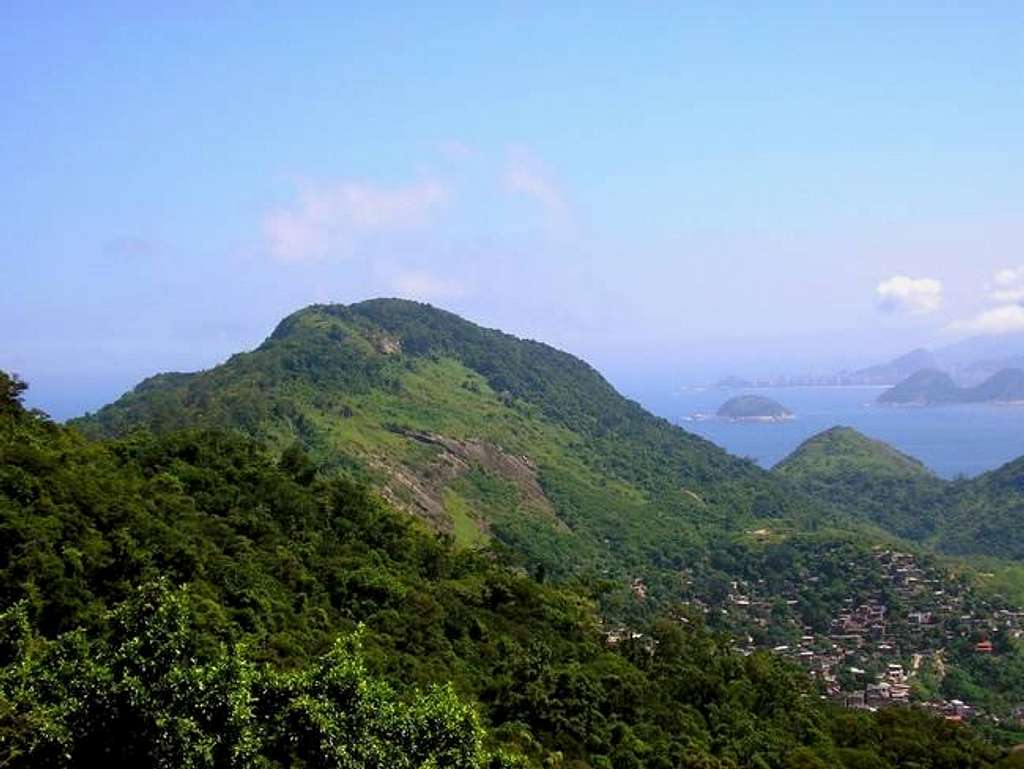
[988,266,1024,304]
[949,304,1024,335]
[264,179,448,263]
[992,287,1024,304]
[994,266,1024,287]
[391,270,467,302]
[504,152,568,217]
[875,275,943,315]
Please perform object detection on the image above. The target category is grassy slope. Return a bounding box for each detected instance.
[73,299,820,606]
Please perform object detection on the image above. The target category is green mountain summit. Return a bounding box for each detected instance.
[74,299,814,602]
[775,426,946,540]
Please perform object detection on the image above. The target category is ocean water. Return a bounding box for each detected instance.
[633,386,1024,479]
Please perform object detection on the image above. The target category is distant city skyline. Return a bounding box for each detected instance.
[2,2,1022,417]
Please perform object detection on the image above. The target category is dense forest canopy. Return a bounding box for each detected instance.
[3,369,1021,767]
[71,300,824,612]
[774,425,1024,560]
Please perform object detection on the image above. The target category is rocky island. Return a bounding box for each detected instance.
[716,394,794,422]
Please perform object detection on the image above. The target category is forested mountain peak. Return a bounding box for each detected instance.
[774,426,946,540]
[71,300,819,610]
[775,425,1024,561]
[6,370,1013,767]
[778,426,936,480]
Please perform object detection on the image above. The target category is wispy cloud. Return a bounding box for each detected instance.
[264,179,448,263]
[504,150,568,218]
[947,266,1024,335]
[992,288,1024,304]
[994,266,1024,287]
[989,265,1024,304]
[875,275,943,315]
[949,304,1024,335]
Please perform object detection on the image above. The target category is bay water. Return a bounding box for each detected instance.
[634,385,1024,479]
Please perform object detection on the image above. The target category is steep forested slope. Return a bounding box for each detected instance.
[941,457,1024,559]
[6,372,1008,768]
[775,427,948,540]
[775,427,1024,561]
[72,299,820,606]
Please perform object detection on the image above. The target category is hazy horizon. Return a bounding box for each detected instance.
[3,3,1023,418]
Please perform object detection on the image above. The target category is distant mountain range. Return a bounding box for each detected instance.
[933,331,1024,375]
[847,348,939,385]
[878,367,1024,406]
[715,332,1024,389]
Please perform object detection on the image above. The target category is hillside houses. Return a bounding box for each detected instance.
[708,547,1024,721]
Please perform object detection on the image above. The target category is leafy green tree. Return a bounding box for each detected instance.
[0,582,505,769]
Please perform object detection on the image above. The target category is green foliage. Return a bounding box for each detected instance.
[70,299,821,608]
[775,426,947,540]
[940,458,1024,559]
[717,395,791,419]
[0,372,27,417]
[775,426,1024,560]
[0,583,497,769]
[4,378,1013,767]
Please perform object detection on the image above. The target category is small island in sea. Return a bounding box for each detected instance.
[716,395,794,422]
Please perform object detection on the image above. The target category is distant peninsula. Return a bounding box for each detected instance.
[716,395,794,422]
[879,368,1024,406]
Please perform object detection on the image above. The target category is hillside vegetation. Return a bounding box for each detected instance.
[775,426,1024,561]
[73,299,820,610]
[7,372,1013,767]
[775,427,948,540]
[943,458,1024,560]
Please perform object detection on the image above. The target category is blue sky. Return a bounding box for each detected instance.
[2,2,1023,417]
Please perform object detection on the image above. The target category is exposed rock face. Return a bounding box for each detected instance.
[372,333,402,355]
[373,428,559,533]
